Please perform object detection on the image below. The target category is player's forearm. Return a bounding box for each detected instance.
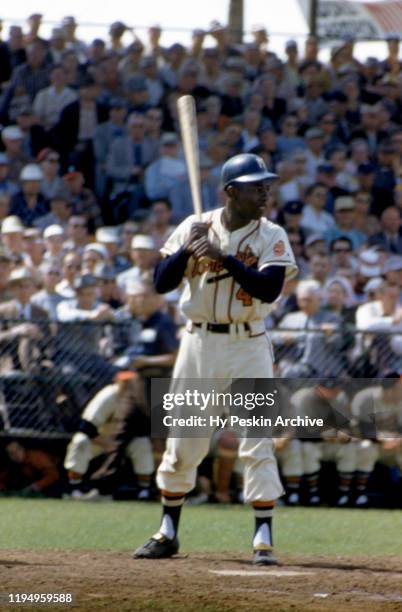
[136,354,176,368]
[221,256,286,302]
[153,247,191,293]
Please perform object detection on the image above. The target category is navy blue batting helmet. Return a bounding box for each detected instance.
[221,154,278,189]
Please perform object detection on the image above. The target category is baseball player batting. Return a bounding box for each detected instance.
[133,153,297,565]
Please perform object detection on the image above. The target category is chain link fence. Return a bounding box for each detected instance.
[0,318,400,438]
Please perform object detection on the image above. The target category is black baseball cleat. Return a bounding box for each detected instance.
[253,546,279,566]
[132,534,179,559]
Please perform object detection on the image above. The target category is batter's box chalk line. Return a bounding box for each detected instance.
[209,569,315,577]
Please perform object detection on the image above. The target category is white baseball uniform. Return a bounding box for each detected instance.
[156,208,297,502]
[64,384,154,477]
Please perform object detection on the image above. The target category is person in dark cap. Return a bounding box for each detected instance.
[109,21,129,55]
[94,263,122,309]
[278,199,305,233]
[125,75,151,114]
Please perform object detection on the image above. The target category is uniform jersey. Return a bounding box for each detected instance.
[352,386,402,436]
[161,208,297,324]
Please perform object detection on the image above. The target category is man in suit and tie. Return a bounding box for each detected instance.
[106,112,159,212]
[369,207,402,255]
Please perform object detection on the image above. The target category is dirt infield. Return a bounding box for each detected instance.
[1,550,402,611]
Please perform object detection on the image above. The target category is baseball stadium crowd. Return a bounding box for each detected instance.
[0,14,401,508]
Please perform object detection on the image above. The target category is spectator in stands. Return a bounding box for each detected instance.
[81,243,108,274]
[35,194,71,232]
[383,256,402,290]
[277,114,305,159]
[48,28,66,65]
[114,276,178,372]
[106,111,158,201]
[144,132,186,201]
[350,104,387,155]
[94,263,122,310]
[118,40,145,83]
[272,279,345,378]
[369,207,402,254]
[327,146,356,192]
[59,49,82,89]
[32,262,64,320]
[61,16,87,64]
[345,140,370,175]
[1,215,25,262]
[303,127,325,180]
[38,149,65,201]
[61,167,101,230]
[117,234,158,293]
[108,21,129,55]
[23,227,44,269]
[353,190,380,237]
[169,154,218,223]
[125,74,153,114]
[0,194,11,225]
[10,164,48,226]
[63,216,88,256]
[372,142,398,215]
[0,267,49,373]
[1,126,31,183]
[0,154,19,198]
[355,279,402,373]
[10,40,50,101]
[139,56,164,107]
[329,237,357,273]
[148,200,175,250]
[56,273,117,407]
[324,196,367,249]
[0,248,13,303]
[56,251,80,299]
[308,252,332,286]
[93,98,127,198]
[42,224,66,266]
[55,74,108,171]
[300,183,335,235]
[33,64,78,131]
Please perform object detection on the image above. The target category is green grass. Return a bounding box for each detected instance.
[1,499,402,556]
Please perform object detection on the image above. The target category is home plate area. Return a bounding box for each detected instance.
[2,551,402,611]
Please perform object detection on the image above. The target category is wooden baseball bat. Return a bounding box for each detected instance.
[177,95,203,220]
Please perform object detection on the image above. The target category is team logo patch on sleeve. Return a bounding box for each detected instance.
[273,240,285,257]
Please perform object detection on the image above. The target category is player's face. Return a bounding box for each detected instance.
[231,181,271,221]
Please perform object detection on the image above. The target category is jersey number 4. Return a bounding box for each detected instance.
[236,287,253,307]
